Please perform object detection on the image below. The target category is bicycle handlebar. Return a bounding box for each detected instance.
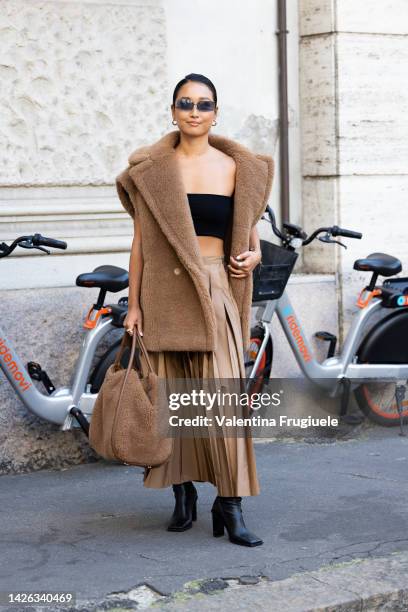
[32,233,67,250]
[331,226,362,239]
[263,206,362,247]
[0,233,67,258]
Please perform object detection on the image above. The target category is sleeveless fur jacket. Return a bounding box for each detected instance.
[115,129,274,352]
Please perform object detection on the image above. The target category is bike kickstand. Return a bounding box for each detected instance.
[394,384,406,437]
[61,406,90,437]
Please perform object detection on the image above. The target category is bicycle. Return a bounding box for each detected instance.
[0,233,138,437]
[244,206,408,433]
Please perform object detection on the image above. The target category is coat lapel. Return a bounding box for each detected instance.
[128,135,205,277]
[128,130,272,270]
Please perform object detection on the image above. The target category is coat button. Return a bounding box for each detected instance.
[173,267,181,275]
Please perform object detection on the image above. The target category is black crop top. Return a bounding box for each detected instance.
[187,193,234,240]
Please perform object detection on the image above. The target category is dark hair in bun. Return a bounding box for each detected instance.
[172,73,217,106]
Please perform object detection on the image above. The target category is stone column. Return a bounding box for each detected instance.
[299,0,408,341]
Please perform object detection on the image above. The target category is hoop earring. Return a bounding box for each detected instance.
[212,120,217,126]
[172,119,177,125]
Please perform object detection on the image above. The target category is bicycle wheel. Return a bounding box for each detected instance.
[88,333,138,393]
[354,382,408,426]
[245,325,273,411]
[354,309,408,426]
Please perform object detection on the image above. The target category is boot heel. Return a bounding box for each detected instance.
[211,496,263,547]
[192,498,197,522]
[212,510,225,537]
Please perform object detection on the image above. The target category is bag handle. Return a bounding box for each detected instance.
[132,325,155,374]
[112,326,156,454]
[114,325,154,375]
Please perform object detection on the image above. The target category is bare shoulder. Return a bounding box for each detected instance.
[209,146,236,171]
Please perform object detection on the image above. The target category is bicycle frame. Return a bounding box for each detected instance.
[0,318,115,428]
[247,290,408,397]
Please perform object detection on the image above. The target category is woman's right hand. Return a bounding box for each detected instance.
[123,305,143,337]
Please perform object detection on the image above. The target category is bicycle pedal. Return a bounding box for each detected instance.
[27,361,55,394]
[315,331,337,359]
[27,361,42,380]
[315,331,336,341]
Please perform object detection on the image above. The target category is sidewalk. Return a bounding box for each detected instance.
[1,423,408,611]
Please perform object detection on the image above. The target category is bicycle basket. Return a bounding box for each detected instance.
[252,240,298,302]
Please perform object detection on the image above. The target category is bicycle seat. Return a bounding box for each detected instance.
[76,265,129,292]
[353,252,402,277]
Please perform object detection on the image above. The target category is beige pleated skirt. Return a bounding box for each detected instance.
[141,254,260,497]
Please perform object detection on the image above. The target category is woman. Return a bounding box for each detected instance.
[118,73,274,547]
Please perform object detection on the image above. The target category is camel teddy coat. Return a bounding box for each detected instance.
[115,129,274,353]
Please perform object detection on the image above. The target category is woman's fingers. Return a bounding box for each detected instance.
[228,251,260,277]
[227,264,248,278]
[228,256,250,277]
[229,254,250,276]
[124,312,143,336]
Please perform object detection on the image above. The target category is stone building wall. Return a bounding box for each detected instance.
[299,0,408,339]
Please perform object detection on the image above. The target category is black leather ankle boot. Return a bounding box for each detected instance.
[211,496,263,546]
[167,481,198,532]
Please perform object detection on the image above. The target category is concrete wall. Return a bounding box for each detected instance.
[299,0,408,340]
[0,0,168,290]
[1,0,167,186]
[1,0,305,288]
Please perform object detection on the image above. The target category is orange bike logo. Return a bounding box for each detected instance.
[0,338,32,391]
[286,315,312,362]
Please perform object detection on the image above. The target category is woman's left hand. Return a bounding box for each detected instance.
[227,249,262,279]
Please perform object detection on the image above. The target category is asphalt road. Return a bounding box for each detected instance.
[1,423,408,609]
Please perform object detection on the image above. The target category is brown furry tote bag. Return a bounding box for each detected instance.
[89,325,172,468]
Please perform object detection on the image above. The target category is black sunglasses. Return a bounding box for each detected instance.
[175,97,216,112]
